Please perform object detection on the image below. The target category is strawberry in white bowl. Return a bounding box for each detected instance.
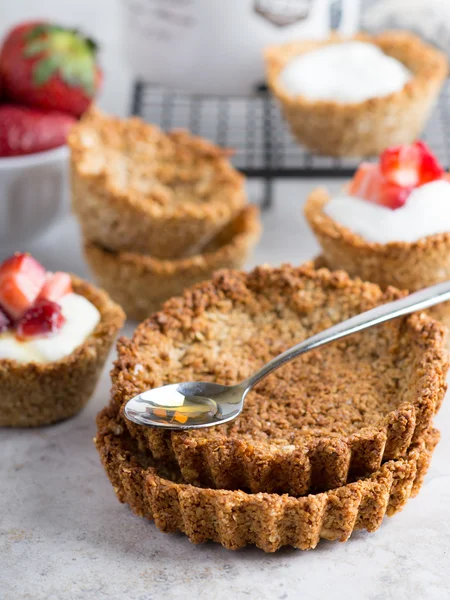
[0,253,124,427]
[0,21,102,250]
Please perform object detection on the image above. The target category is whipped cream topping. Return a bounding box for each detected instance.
[0,293,100,364]
[278,42,411,103]
[324,179,450,244]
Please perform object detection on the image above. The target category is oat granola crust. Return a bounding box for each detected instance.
[265,31,448,157]
[111,264,448,496]
[0,276,125,427]
[310,253,450,344]
[84,205,261,322]
[95,404,440,552]
[69,108,247,258]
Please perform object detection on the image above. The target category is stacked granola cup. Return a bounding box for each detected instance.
[95,264,448,552]
[68,108,261,320]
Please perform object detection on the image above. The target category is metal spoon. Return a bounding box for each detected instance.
[125,279,450,430]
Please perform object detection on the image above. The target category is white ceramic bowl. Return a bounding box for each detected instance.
[0,146,70,253]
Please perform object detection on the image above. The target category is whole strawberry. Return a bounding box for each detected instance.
[0,21,101,117]
[0,105,76,157]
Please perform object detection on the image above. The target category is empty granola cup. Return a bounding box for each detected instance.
[69,108,247,258]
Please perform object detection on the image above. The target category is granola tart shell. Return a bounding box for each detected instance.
[111,264,448,496]
[69,108,247,258]
[95,404,440,553]
[265,31,448,157]
[84,205,261,321]
[0,276,125,427]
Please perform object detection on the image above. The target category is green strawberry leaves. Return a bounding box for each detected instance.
[23,23,98,96]
[60,55,96,95]
[23,38,49,57]
[33,55,64,86]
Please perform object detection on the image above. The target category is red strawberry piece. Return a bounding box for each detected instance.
[415,141,445,184]
[0,306,12,333]
[380,141,445,188]
[38,272,72,302]
[379,143,421,187]
[348,163,382,203]
[349,163,411,209]
[0,253,46,319]
[376,180,411,210]
[16,299,65,339]
[0,21,102,117]
[0,105,76,157]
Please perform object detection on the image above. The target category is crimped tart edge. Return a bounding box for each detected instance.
[0,275,125,427]
[95,404,440,552]
[111,264,448,496]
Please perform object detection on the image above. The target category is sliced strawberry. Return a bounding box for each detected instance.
[38,272,72,302]
[16,299,65,339]
[348,163,382,202]
[379,143,421,187]
[0,306,12,333]
[0,253,46,319]
[416,141,445,184]
[380,141,444,188]
[349,163,411,209]
[348,163,382,203]
[377,180,411,210]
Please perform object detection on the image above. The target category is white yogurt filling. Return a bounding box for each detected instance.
[278,41,411,103]
[324,179,450,244]
[0,293,101,364]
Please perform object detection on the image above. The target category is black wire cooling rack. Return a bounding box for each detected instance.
[131,80,450,208]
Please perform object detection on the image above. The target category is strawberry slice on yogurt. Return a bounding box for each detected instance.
[348,141,448,210]
[0,252,101,363]
[38,272,72,303]
[348,162,411,210]
[0,253,46,319]
[16,299,65,339]
[380,140,444,188]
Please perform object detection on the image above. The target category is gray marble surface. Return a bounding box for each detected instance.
[2,182,450,600]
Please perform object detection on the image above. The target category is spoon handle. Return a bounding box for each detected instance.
[244,279,450,391]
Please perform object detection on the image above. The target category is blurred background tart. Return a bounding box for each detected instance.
[69,108,247,259]
[265,31,448,156]
[84,205,261,322]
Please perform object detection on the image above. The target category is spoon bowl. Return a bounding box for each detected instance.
[124,381,247,429]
